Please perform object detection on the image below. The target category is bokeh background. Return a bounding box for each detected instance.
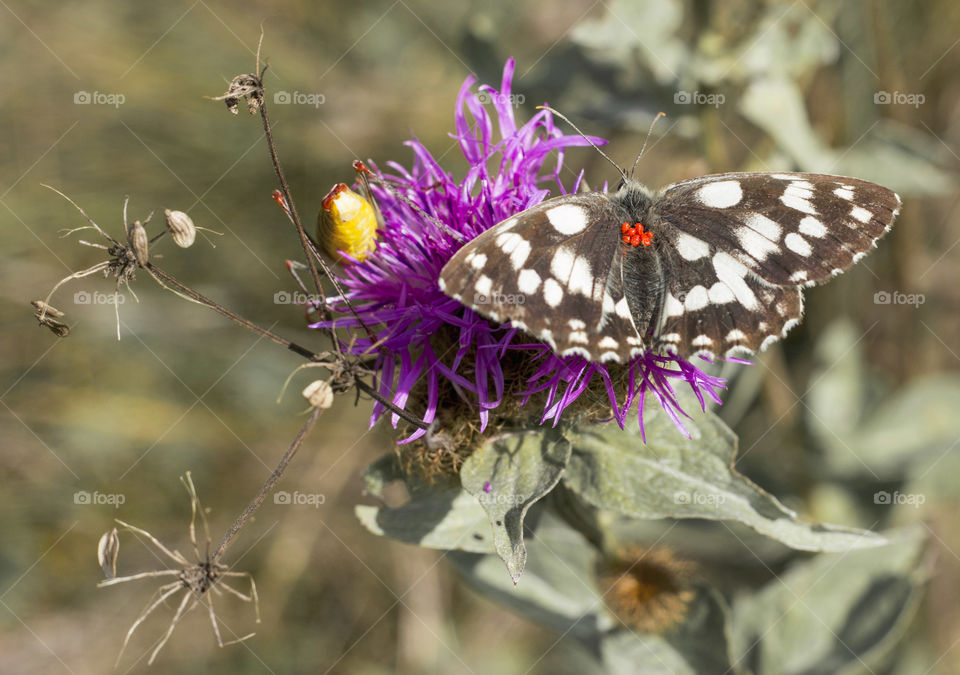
[2,0,958,673]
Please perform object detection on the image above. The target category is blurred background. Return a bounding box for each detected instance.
[1,0,958,672]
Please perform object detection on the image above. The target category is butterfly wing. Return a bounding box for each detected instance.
[439,193,647,362]
[647,172,900,357]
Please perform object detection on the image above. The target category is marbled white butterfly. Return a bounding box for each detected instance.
[438,168,900,362]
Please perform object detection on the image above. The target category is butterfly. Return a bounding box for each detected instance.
[438,169,900,362]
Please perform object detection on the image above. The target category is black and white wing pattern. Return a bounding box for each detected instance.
[438,194,655,362]
[438,171,901,362]
[647,172,900,356]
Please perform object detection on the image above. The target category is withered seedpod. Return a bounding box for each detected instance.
[164,209,197,248]
[127,220,149,266]
[302,379,334,409]
[97,527,120,579]
[31,300,64,318]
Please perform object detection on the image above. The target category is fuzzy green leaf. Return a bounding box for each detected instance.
[356,453,495,552]
[730,528,926,675]
[355,489,495,553]
[460,430,573,583]
[564,407,886,552]
[360,453,404,498]
[818,375,960,479]
[448,512,609,640]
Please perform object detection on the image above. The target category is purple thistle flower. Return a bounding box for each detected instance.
[316,59,732,443]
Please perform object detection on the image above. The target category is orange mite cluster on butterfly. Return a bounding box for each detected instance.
[621,222,653,247]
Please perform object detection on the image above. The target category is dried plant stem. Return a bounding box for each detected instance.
[257,92,327,305]
[146,264,427,428]
[146,263,319,361]
[256,80,377,347]
[213,406,320,562]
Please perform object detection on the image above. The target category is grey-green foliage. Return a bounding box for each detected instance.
[354,386,927,673]
[448,513,737,675]
[730,528,927,675]
[564,406,886,553]
[808,319,960,481]
[460,430,573,582]
[358,402,886,573]
[356,453,495,553]
[569,0,953,196]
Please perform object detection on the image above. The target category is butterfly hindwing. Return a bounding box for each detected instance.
[652,235,804,356]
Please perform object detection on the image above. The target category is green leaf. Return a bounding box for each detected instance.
[806,318,867,444]
[739,77,836,170]
[730,528,927,675]
[563,406,886,552]
[571,0,686,84]
[355,489,496,553]
[448,511,610,640]
[356,453,495,552]
[819,375,960,479]
[460,430,573,583]
[360,453,404,498]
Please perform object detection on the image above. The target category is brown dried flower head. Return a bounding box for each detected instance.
[213,74,264,115]
[597,546,697,633]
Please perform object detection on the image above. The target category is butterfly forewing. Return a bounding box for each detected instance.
[653,172,900,287]
[438,193,645,361]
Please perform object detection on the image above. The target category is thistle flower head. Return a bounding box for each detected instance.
[316,59,730,450]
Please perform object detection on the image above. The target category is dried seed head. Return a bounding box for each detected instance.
[32,300,71,337]
[127,220,149,266]
[31,299,64,318]
[596,546,696,633]
[302,379,334,409]
[164,209,197,248]
[97,527,120,579]
[212,74,263,115]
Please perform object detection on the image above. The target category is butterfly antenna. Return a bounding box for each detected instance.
[630,112,666,179]
[536,105,627,184]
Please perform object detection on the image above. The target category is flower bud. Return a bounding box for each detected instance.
[97,527,120,579]
[127,220,149,266]
[302,379,334,409]
[164,209,197,248]
[317,183,379,263]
